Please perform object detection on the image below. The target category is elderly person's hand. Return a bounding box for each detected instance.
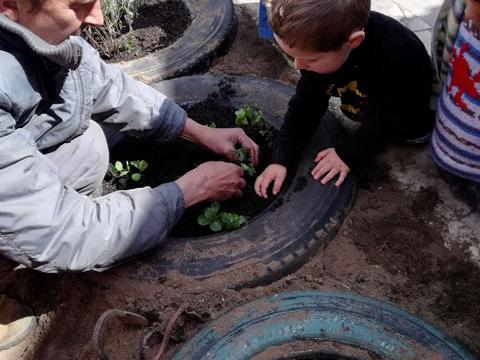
[175,162,246,207]
[181,118,259,166]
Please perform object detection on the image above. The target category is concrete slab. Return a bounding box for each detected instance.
[372,0,432,32]
[390,0,443,26]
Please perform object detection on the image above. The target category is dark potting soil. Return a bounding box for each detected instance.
[86,0,191,62]
[103,93,279,237]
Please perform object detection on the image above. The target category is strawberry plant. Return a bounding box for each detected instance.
[197,201,247,232]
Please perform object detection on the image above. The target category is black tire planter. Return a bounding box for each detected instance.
[172,291,475,359]
[131,75,355,288]
[117,0,237,83]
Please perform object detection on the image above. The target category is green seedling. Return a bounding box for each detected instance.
[197,201,247,232]
[207,122,217,128]
[114,159,148,182]
[234,105,273,141]
[234,106,254,127]
[235,147,255,176]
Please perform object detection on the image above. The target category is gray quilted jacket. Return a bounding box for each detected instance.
[0,15,187,272]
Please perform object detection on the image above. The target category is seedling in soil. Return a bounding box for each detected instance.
[207,122,217,128]
[197,201,247,232]
[235,147,255,176]
[114,160,148,182]
[234,105,273,142]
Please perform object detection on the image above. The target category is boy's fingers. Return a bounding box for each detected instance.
[321,168,338,184]
[314,150,329,162]
[311,161,325,176]
[260,180,268,198]
[272,172,286,195]
[313,164,332,180]
[254,175,264,196]
[335,170,348,187]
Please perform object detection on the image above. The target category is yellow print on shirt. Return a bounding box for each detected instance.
[327,80,368,121]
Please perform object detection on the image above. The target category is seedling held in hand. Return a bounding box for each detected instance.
[197,201,247,232]
[114,160,148,182]
[235,147,255,176]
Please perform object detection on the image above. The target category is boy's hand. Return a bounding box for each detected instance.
[311,148,350,187]
[254,164,287,198]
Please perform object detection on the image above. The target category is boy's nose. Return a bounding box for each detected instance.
[293,58,307,70]
[83,0,104,27]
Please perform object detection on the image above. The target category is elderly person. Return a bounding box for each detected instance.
[0,0,259,272]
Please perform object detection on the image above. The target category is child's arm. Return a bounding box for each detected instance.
[255,71,330,198]
[273,71,331,169]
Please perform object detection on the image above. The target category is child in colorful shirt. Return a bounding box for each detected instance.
[430,0,480,210]
[255,0,435,197]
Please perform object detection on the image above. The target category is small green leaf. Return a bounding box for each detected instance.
[210,220,222,232]
[235,108,246,118]
[234,107,249,127]
[131,173,141,182]
[238,215,247,226]
[220,212,233,225]
[131,160,148,172]
[244,106,253,120]
[114,161,123,172]
[197,214,210,226]
[119,170,129,177]
[252,110,264,124]
[211,201,220,213]
[240,163,255,176]
[235,148,248,163]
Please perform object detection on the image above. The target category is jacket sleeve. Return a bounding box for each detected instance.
[83,39,187,142]
[272,70,330,169]
[0,94,185,272]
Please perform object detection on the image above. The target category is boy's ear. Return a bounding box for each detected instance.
[0,0,20,21]
[347,30,366,49]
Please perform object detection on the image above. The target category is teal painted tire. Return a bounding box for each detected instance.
[173,291,475,360]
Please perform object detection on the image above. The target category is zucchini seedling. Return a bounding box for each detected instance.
[113,160,148,182]
[197,201,247,232]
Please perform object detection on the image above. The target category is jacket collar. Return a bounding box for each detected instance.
[0,14,82,69]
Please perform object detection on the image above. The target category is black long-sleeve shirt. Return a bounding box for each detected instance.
[273,11,435,170]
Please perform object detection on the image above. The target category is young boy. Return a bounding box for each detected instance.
[430,0,480,211]
[255,0,435,198]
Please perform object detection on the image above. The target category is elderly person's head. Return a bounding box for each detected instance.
[0,0,103,44]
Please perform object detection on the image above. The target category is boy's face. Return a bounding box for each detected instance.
[274,34,361,74]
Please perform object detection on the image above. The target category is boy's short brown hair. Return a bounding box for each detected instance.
[270,0,371,52]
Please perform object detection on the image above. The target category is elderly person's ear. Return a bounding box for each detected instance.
[0,0,20,21]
